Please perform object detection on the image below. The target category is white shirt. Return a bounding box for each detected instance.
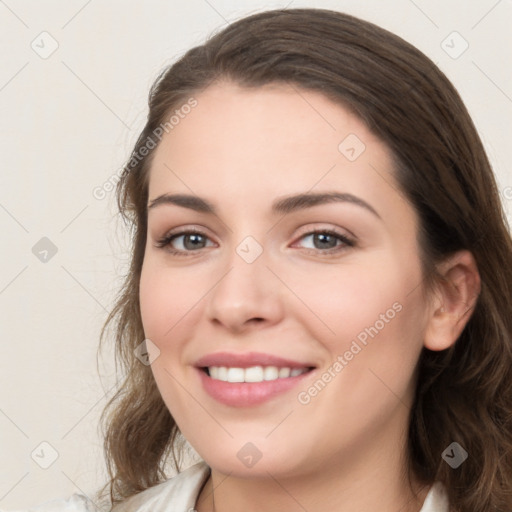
[2,462,450,511]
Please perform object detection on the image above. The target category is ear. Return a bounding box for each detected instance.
[424,250,481,351]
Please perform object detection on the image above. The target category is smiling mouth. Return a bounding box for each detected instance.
[201,365,315,383]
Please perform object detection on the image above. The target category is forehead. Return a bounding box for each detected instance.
[147,81,403,220]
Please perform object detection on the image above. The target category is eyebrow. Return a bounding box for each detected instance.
[147,192,381,219]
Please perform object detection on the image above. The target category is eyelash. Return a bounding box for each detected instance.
[154,227,355,257]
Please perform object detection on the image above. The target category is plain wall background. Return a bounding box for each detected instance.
[0,0,510,508]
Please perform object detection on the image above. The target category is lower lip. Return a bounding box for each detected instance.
[197,368,313,407]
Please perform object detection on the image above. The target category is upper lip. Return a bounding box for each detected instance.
[195,351,316,369]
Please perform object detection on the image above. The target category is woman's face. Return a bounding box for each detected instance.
[139,81,431,478]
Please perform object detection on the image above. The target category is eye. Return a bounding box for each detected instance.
[155,229,215,255]
[293,229,355,254]
[154,227,355,256]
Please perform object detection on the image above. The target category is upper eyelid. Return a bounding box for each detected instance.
[160,225,351,240]
[159,222,353,238]
[160,225,215,239]
[293,223,355,240]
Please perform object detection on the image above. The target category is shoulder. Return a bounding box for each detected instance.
[420,481,450,512]
[0,494,98,512]
[112,461,210,512]
[0,463,209,512]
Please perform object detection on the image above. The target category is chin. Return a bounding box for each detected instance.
[196,441,307,478]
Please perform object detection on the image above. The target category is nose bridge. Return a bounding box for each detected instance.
[216,235,269,303]
[205,232,282,329]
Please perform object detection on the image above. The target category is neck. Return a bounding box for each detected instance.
[195,425,430,512]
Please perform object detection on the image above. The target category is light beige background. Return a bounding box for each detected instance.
[0,0,511,508]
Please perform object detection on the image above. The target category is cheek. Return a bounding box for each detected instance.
[287,254,415,349]
[288,259,426,453]
[139,261,207,416]
[291,251,426,395]
[139,259,206,345]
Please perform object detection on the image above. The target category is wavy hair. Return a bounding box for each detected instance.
[96,8,512,511]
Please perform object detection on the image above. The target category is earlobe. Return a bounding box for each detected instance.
[423,250,481,352]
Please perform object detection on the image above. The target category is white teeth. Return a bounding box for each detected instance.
[279,367,291,378]
[245,366,264,382]
[206,365,308,383]
[217,366,228,381]
[264,366,279,380]
[227,367,245,383]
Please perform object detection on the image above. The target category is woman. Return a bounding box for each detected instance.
[8,7,512,512]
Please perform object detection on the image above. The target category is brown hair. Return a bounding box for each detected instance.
[97,8,512,511]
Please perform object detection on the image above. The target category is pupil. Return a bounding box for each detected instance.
[184,234,205,250]
[314,233,336,249]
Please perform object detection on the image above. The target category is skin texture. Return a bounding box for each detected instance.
[139,82,480,512]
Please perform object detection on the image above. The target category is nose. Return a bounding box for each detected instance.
[205,248,285,334]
